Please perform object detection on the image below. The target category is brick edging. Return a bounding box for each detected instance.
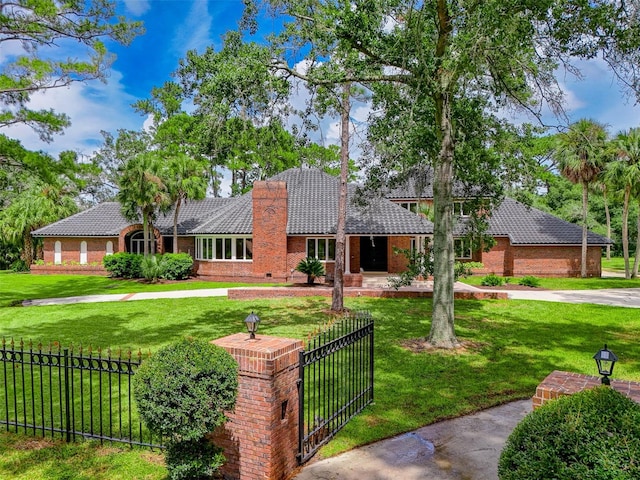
[533,370,640,409]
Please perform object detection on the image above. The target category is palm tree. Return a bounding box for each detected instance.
[554,119,607,277]
[0,182,77,267]
[165,153,208,252]
[606,128,640,279]
[116,153,170,256]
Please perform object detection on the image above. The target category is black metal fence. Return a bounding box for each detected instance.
[298,311,374,464]
[0,338,162,448]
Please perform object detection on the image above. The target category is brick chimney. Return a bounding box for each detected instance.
[252,181,288,281]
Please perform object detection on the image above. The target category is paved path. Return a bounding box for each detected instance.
[21,288,229,306]
[497,287,640,308]
[293,400,532,480]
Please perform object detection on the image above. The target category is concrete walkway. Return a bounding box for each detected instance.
[293,400,532,480]
[21,288,229,306]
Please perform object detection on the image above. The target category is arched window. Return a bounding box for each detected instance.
[80,241,87,264]
[128,231,156,254]
[106,241,113,256]
[54,241,62,265]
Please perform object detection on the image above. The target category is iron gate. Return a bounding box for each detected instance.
[298,311,374,463]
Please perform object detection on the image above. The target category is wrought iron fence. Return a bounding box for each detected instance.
[0,338,162,448]
[298,311,374,464]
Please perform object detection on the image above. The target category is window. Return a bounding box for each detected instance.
[80,241,87,264]
[454,201,473,217]
[399,202,419,213]
[195,237,253,261]
[411,236,429,254]
[307,238,336,261]
[454,238,472,259]
[54,241,62,265]
[105,241,113,256]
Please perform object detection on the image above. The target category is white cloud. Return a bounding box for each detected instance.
[3,70,146,157]
[172,1,213,55]
[123,0,151,16]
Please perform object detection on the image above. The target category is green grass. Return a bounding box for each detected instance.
[0,432,165,480]
[2,273,640,477]
[602,257,637,273]
[0,272,269,307]
[461,273,640,290]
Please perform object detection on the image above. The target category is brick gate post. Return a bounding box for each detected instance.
[211,333,304,480]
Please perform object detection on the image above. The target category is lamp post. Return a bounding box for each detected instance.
[244,311,260,340]
[593,344,618,385]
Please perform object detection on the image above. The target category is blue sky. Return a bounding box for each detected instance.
[3,1,640,185]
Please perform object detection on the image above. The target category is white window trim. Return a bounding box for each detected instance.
[454,238,472,259]
[80,241,88,265]
[306,238,336,262]
[54,241,62,265]
[195,236,253,261]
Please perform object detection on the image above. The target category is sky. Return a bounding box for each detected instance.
[3,0,640,195]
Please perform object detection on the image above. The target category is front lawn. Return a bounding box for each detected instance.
[461,273,640,290]
[0,272,267,307]
[1,292,639,478]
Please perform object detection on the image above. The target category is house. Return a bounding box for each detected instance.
[31,167,610,281]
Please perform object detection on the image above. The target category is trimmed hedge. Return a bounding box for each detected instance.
[499,386,640,479]
[161,253,193,280]
[133,338,238,480]
[102,252,143,278]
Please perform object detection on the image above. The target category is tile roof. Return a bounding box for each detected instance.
[487,197,611,245]
[32,168,433,237]
[32,198,234,237]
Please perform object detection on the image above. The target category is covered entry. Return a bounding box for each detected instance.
[359,236,388,272]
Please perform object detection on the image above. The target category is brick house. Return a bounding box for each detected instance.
[32,167,610,280]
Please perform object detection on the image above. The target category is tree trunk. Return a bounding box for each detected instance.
[604,191,611,261]
[429,90,458,348]
[22,230,34,268]
[142,212,150,257]
[580,181,588,278]
[429,0,457,349]
[331,83,350,313]
[633,201,640,279]
[173,196,182,253]
[622,188,631,279]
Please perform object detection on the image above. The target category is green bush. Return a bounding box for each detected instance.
[499,387,640,480]
[103,252,142,278]
[161,253,194,280]
[140,255,165,283]
[481,273,505,286]
[296,257,325,285]
[518,275,540,287]
[133,338,238,480]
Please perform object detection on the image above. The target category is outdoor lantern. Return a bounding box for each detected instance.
[244,311,260,339]
[593,344,618,385]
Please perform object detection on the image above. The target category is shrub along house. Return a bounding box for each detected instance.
[32,167,610,281]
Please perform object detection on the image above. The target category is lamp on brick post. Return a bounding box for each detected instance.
[593,344,618,385]
[244,311,260,339]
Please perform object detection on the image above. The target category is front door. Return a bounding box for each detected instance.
[359,236,388,272]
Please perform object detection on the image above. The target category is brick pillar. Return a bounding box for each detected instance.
[252,181,288,281]
[211,333,304,480]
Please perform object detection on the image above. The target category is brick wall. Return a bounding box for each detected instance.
[387,236,410,274]
[533,370,640,409]
[477,239,602,277]
[195,260,256,281]
[349,237,361,273]
[211,334,304,480]
[41,237,118,265]
[252,181,289,281]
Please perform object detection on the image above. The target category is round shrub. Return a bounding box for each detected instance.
[481,273,505,286]
[161,253,194,280]
[499,387,640,480]
[103,252,142,278]
[134,338,238,442]
[134,338,238,479]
